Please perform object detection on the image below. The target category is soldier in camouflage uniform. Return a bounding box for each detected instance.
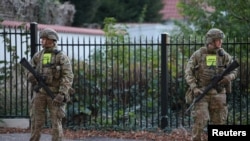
[184,28,238,141]
[27,28,74,141]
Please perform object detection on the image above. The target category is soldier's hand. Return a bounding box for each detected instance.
[218,75,231,85]
[52,93,64,106]
[27,73,37,85]
[193,88,203,97]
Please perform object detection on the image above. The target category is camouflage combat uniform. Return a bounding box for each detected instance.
[28,28,74,141]
[184,28,238,141]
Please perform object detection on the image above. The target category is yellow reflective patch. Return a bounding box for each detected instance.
[43,53,52,64]
[206,55,216,66]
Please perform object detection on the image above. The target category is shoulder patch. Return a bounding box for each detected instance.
[199,47,207,54]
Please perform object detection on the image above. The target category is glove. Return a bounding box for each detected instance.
[27,72,37,85]
[218,75,231,85]
[52,93,65,106]
[193,88,203,97]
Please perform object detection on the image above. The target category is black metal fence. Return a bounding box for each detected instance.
[0,23,249,131]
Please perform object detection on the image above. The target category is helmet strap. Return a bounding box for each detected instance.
[207,43,217,54]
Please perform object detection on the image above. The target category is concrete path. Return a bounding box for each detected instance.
[0,133,144,141]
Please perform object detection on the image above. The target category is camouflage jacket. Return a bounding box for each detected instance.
[28,46,74,96]
[184,47,238,92]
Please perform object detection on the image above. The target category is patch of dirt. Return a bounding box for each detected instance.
[0,127,207,141]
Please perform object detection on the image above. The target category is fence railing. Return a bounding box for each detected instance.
[0,23,249,131]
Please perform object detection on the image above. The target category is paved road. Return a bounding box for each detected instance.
[0,133,144,141]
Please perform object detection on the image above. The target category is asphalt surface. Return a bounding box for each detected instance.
[0,133,144,141]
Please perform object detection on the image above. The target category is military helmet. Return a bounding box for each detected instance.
[39,28,59,41]
[205,28,224,44]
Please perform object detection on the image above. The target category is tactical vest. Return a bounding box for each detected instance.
[36,49,62,90]
[195,47,227,89]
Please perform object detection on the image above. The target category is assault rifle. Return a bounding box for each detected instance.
[185,60,239,114]
[20,58,55,99]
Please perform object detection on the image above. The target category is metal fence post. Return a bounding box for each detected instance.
[160,33,169,129]
[30,22,38,58]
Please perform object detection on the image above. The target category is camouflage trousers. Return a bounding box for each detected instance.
[191,90,228,141]
[29,92,66,141]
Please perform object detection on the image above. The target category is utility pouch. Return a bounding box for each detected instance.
[53,65,61,79]
[185,87,193,104]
